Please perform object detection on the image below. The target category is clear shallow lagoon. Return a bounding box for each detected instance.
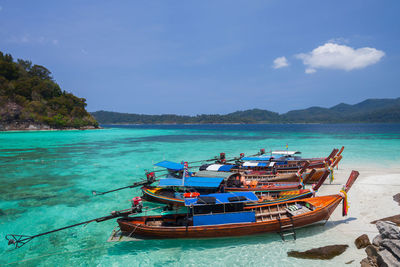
[1,124,400,266]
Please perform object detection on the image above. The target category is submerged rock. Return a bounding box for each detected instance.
[355,234,371,249]
[371,215,400,227]
[287,244,348,260]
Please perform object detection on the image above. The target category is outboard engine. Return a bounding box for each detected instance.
[146,171,155,183]
[131,196,143,213]
[218,152,226,164]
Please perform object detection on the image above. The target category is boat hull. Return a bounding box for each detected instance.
[142,187,314,207]
[118,195,342,239]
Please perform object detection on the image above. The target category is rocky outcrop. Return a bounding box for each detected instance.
[376,221,400,240]
[393,193,400,206]
[0,121,98,131]
[287,244,348,260]
[360,221,400,266]
[356,234,371,249]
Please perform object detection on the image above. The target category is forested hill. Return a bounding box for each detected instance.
[0,51,99,130]
[92,98,400,124]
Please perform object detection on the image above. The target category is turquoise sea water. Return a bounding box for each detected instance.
[1,123,400,266]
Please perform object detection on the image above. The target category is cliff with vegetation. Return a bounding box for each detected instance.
[92,98,400,124]
[0,52,99,131]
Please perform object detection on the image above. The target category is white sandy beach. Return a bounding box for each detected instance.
[303,162,400,264]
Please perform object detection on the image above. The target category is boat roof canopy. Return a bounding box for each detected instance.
[184,192,258,206]
[194,170,236,180]
[271,150,301,156]
[241,156,272,161]
[154,160,184,171]
[243,161,269,167]
[158,177,224,188]
[203,164,236,172]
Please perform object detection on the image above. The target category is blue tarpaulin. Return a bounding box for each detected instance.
[241,156,272,161]
[158,177,224,188]
[217,165,235,172]
[184,192,258,206]
[242,162,268,167]
[193,211,256,226]
[154,160,184,171]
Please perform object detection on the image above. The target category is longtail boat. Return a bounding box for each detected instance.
[141,163,313,206]
[198,147,343,184]
[142,168,331,207]
[117,170,359,239]
[239,154,342,184]
[223,147,342,172]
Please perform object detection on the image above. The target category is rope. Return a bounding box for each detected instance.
[296,170,305,189]
[325,162,334,184]
[128,225,140,237]
[339,188,348,216]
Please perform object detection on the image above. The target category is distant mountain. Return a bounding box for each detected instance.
[92,109,280,124]
[92,97,400,124]
[282,98,400,123]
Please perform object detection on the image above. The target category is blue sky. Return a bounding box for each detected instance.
[0,1,398,115]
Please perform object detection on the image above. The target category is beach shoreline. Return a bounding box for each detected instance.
[306,163,400,264]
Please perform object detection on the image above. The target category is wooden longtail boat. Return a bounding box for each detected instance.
[233,147,343,171]
[199,147,343,184]
[141,165,316,206]
[142,169,329,207]
[118,171,359,239]
[239,154,342,183]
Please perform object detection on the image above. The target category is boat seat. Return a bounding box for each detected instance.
[285,204,311,216]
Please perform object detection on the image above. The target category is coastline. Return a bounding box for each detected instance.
[99,122,400,126]
[304,163,400,264]
[0,127,103,132]
[0,123,102,132]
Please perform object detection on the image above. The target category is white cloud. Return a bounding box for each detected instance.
[7,34,59,45]
[296,42,385,74]
[273,56,289,69]
[305,68,316,74]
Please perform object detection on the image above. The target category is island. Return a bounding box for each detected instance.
[0,51,99,131]
[92,98,400,125]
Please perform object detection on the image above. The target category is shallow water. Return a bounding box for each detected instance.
[1,124,400,266]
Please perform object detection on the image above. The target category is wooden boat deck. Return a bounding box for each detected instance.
[253,201,313,222]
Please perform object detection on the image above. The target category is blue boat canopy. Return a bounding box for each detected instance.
[154,160,184,171]
[204,164,236,172]
[184,192,258,206]
[241,156,273,161]
[242,162,269,167]
[158,177,224,188]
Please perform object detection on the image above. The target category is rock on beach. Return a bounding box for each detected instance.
[287,244,348,260]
